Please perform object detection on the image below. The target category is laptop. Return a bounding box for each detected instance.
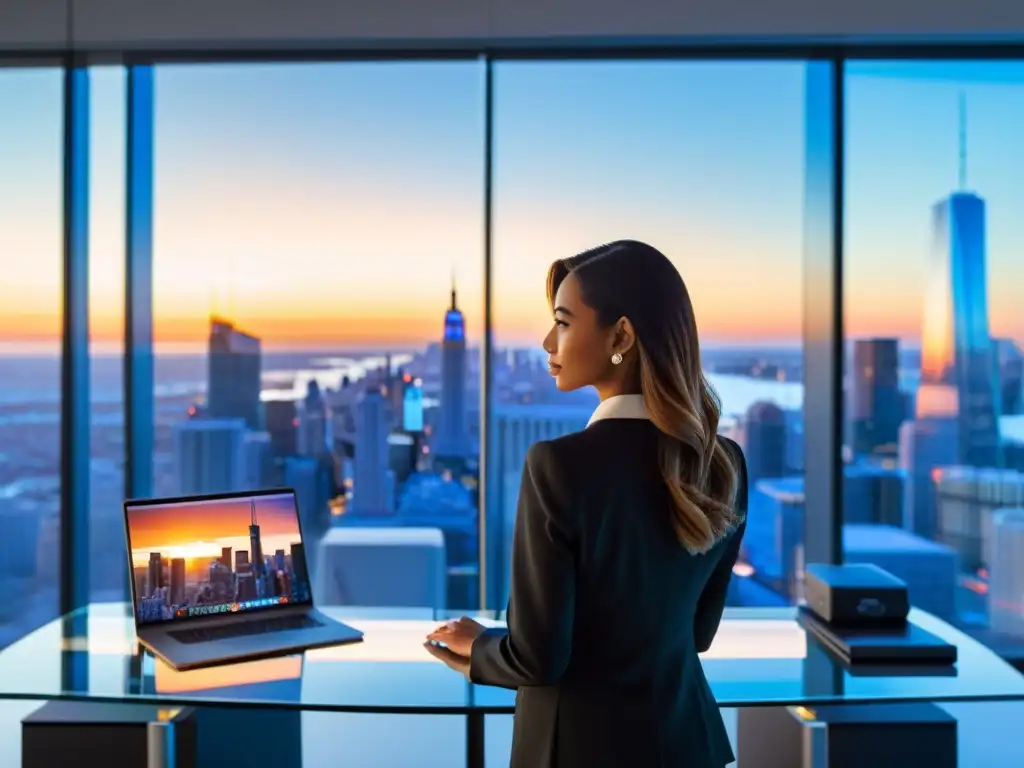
[124,488,363,671]
[797,606,957,666]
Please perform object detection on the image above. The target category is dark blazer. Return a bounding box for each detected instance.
[470,419,748,768]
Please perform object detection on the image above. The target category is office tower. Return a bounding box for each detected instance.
[435,280,469,460]
[207,316,263,430]
[996,339,1024,415]
[744,477,805,601]
[284,454,334,555]
[352,387,393,514]
[932,466,1024,574]
[742,401,788,486]
[487,403,592,605]
[173,418,247,495]
[290,542,310,602]
[850,338,903,457]
[298,380,332,457]
[783,408,804,474]
[843,525,957,621]
[220,547,233,570]
[265,398,299,456]
[403,378,425,432]
[899,417,959,540]
[388,372,406,430]
[148,552,163,596]
[242,430,274,489]
[249,499,264,570]
[988,508,1024,636]
[916,98,1001,467]
[843,461,904,526]
[388,433,418,483]
[169,558,186,606]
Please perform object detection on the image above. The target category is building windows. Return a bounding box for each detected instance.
[147,63,485,610]
[489,61,808,608]
[844,61,1024,649]
[0,67,63,648]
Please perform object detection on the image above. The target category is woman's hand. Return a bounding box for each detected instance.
[425,616,487,657]
[423,642,472,680]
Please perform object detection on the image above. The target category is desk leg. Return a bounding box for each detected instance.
[466,712,485,768]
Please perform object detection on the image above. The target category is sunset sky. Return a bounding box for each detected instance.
[127,493,301,564]
[3,60,1024,352]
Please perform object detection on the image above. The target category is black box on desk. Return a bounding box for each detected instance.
[22,700,197,768]
[737,702,957,768]
[805,563,909,627]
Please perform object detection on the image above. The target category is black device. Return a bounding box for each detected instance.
[804,562,910,628]
[22,701,197,768]
[798,606,958,666]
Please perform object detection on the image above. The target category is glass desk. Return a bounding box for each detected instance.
[2,603,1024,767]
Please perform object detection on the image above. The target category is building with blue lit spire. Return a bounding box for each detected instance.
[435,277,469,463]
[916,94,1001,468]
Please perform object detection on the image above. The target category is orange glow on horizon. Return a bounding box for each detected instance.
[128,495,299,553]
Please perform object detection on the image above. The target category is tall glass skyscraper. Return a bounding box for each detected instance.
[207,317,263,430]
[918,190,1001,467]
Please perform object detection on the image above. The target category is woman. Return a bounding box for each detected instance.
[426,240,748,768]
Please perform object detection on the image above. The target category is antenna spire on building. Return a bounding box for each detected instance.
[250,499,258,526]
[450,267,458,311]
[958,92,968,191]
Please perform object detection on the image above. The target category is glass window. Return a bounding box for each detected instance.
[147,62,485,611]
[489,61,808,608]
[845,61,1024,651]
[0,67,63,647]
[89,66,127,602]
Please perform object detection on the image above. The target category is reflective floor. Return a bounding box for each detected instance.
[2,702,1023,766]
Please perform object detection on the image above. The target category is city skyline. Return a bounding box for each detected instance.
[3,61,1024,351]
[127,494,300,561]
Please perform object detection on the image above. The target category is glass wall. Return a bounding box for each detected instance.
[144,63,485,612]
[844,61,1024,650]
[488,61,808,608]
[0,68,63,647]
[89,67,127,602]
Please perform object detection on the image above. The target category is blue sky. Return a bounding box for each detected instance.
[1,59,1023,352]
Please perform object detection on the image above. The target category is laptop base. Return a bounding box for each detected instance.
[140,607,363,671]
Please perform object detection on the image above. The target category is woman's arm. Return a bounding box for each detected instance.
[470,440,576,688]
[694,439,749,653]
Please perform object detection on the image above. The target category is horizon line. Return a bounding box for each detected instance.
[0,338,930,357]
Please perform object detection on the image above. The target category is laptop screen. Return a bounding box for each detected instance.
[125,490,313,626]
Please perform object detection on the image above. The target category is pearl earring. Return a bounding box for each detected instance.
[611,353,623,365]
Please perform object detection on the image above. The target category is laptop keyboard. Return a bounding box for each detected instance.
[169,614,323,645]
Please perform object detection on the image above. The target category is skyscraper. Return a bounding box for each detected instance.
[249,499,266,596]
[435,280,468,460]
[298,380,331,457]
[207,316,263,430]
[742,401,788,485]
[173,418,247,495]
[850,338,903,457]
[352,387,393,514]
[916,97,1001,467]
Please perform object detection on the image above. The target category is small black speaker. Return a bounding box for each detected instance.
[805,562,910,628]
[22,700,197,768]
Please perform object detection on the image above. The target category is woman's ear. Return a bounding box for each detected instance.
[611,316,637,356]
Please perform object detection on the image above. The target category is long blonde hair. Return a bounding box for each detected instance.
[548,241,739,553]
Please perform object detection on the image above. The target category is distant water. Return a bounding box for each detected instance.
[0,351,922,418]
[0,351,410,406]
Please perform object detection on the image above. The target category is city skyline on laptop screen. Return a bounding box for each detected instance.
[126,491,312,624]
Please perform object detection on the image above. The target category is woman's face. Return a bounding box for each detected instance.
[542,272,611,392]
